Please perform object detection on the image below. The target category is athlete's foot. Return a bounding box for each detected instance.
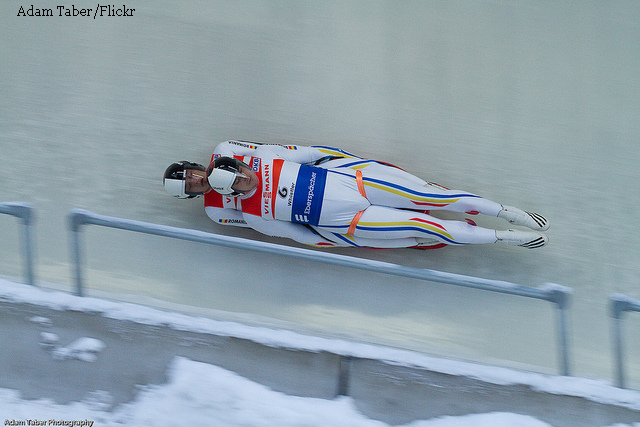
[497,205,550,231]
[495,229,548,249]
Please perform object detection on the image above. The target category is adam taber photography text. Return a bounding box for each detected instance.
[4,419,94,427]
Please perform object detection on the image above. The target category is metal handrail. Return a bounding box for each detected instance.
[610,293,640,388]
[0,202,36,286]
[68,208,573,375]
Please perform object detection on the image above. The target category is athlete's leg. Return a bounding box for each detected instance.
[323,160,549,231]
[326,160,503,216]
[313,226,423,248]
[361,164,549,230]
[348,205,498,246]
[349,206,548,248]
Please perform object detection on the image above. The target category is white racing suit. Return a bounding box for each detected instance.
[204,141,503,248]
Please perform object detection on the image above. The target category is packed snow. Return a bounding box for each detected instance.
[1,357,555,427]
[1,278,640,426]
[50,337,106,362]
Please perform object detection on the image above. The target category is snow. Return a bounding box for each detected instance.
[50,337,106,362]
[0,357,636,426]
[1,278,640,426]
[29,316,53,327]
[0,357,556,427]
[39,331,59,348]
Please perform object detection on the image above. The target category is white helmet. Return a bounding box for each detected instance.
[163,161,206,199]
[206,157,251,196]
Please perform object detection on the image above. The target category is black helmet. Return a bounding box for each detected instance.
[163,161,206,198]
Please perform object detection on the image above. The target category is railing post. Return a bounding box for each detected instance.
[0,202,36,286]
[542,283,572,377]
[337,356,353,397]
[68,210,85,297]
[610,294,631,389]
[18,204,36,287]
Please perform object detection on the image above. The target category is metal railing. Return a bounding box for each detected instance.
[68,208,573,375]
[0,202,36,286]
[610,293,640,388]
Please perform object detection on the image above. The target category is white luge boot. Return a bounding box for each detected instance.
[495,229,548,249]
[497,205,550,231]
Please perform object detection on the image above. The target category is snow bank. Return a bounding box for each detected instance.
[2,278,640,413]
[0,356,555,427]
[110,357,556,427]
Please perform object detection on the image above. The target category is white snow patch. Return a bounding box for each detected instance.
[39,331,59,349]
[51,337,105,362]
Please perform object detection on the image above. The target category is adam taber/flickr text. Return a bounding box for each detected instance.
[17,5,135,18]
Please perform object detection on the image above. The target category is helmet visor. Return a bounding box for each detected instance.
[183,170,210,196]
[231,170,250,191]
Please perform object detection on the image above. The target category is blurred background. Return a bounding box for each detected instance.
[1,0,639,385]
